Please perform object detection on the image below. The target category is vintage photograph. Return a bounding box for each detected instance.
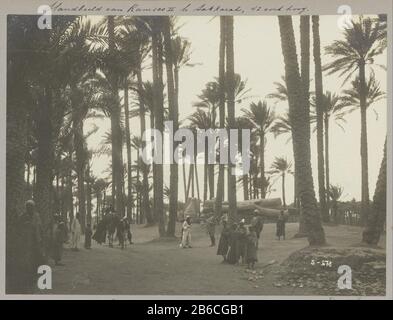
[5,8,388,296]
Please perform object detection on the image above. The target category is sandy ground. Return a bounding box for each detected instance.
[42,222,385,296]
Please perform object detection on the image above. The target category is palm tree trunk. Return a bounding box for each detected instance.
[35,87,54,256]
[124,83,133,219]
[359,60,370,225]
[136,67,153,225]
[362,137,386,245]
[186,164,193,201]
[72,84,86,232]
[215,16,226,219]
[260,131,266,198]
[208,164,215,199]
[282,173,286,207]
[203,150,208,203]
[295,15,311,237]
[325,114,330,218]
[243,174,249,200]
[163,16,178,237]
[312,15,328,222]
[183,160,187,202]
[278,15,325,245]
[226,16,237,222]
[191,164,195,198]
[86,165,92,227]
[108,16,126,218]
[194,163,200,202]
[152,18,165,236]
[67,150,74,222]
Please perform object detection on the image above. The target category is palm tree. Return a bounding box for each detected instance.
[123,80,134,219]
[268,81,302,213]
[311,91,347,215]
[242,101,275,199]
[150,17,166,236]
[324,16,386,224]
[121,22,153,225]
[162,16,179,237]
[194,81,220,199]
[362,138,386,245]
[234,116,255,200]
[340,74,386,113]
[278,15,325,245]
[214,16,227,218]
[328,184,344,223]
[225,16,237,222]
[102,16,126,217]
[189,108,213,203]
[269,157,293,208]
[172,36,197,99]
[312,15,328,222]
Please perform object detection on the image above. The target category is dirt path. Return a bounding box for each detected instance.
[43,222,385,296]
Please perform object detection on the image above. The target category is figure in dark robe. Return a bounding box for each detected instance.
[216,220,230,262]
[117,217,125,249]
[251,210,264,240]
[206,215,216,247]
[236,219,248,264]
[246,226,258,269]
[15,200,45,293]
[276,211,286,240]
[92,219,107,244]
[124,218,133,244]
[52,219,66,266]
[226,223,240,264]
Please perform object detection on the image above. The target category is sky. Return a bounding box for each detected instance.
[85,15,387,204]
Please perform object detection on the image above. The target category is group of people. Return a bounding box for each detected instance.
[92,206,133,249]
[12,199,135,293]
[216,213,264,269]
[180,209,287,270]
[11,200,89,292]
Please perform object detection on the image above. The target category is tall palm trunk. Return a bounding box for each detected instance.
[182,160,187,202]
[282,172,286,207]
[215,16,226,219]
[260,131,266,198]
[362,137,386,244]
[71,85,86,232]
[108,16,125,217]
[226,16,237,222]
[136,66,153,224]
[243,174,249,200]
[278,16,325,245]
[208,164,215,199]
[163,16,179,237]
[74,124,86,231]
[67,149,74,222]
[35,87,54,255]
[203,149,208,202]
[324,114,330,216]
[296,15,311,236]
[86,164,92,227]
[123,83,133,219]
[312,15,328,222]
[359,60,370,225]
[152,18,165,236]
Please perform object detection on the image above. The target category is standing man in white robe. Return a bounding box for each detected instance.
[181,216,192,248]
[70,212,81,251]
